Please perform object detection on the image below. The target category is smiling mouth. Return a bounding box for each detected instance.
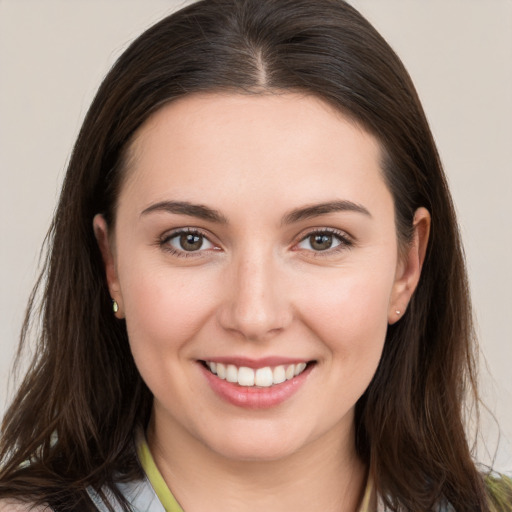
[201,361,312,388]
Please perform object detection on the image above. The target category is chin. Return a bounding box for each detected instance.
[197,419,316,463]
[212,438,303,463]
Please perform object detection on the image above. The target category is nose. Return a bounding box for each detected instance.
[217,249,293,342]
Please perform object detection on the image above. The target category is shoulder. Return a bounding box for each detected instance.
[486,474,512,512]
[0,500,51,512]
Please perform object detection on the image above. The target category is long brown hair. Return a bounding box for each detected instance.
[0,0,508,510]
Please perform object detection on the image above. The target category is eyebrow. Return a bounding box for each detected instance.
[281,200,372,225]
[140,201,228,224]
[140,199,371,225]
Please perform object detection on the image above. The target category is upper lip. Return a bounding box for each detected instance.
[199,356,313,369]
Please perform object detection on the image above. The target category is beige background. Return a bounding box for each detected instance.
[1,0,511,473]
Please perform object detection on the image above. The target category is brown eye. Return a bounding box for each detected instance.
[296,230,349,253]
[165,230,215,253]
[309,233,334,251]
[179,233,204,251]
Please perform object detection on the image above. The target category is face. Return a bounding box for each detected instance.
[95,93,428,462]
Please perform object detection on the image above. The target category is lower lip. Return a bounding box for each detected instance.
[200,363,313,409]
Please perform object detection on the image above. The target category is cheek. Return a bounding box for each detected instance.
[119,264,225,413]
[298,264,395,365]
[298,270,393,423]
[118,261,220,363]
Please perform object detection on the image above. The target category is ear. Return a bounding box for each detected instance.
[388,207,431,324]
[93,214,124,318]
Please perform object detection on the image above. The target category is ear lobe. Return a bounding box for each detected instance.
[93,214,124,318]
[388,207,431,324]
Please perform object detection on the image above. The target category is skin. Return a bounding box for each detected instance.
[94,93,430,512]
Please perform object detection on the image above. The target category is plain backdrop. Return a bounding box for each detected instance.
[1,0,511,473]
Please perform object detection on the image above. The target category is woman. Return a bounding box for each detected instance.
[0,0,510,510]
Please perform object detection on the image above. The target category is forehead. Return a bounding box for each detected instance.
[129,92,378,160]
[119,92,390,216]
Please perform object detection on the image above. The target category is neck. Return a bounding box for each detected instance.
[147,412,368,512]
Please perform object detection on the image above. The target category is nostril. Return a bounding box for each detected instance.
[217,299,293,342]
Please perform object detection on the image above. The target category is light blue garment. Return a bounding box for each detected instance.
[87,478,166,512]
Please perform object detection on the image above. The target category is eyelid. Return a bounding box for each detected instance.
[158,227,221,257]
[157,226,353,258]
[292,227,354,255]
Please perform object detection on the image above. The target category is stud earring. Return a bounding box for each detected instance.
[395,310,401,315]
[112,300,119,314]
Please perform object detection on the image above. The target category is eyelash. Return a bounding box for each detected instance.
[158,228,218,258]
[293,228,353,257]
[158,227,353,258]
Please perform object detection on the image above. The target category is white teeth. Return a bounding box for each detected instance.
[273,365,286,384]
[255,367,273,387]
[238,367,255,386]
[294,362,307,376]
[216,363,226,379]
[226,364,238,383]
[206,361,309,387]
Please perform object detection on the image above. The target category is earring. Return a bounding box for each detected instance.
[112,300,119,314]
[395,310,401,315]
